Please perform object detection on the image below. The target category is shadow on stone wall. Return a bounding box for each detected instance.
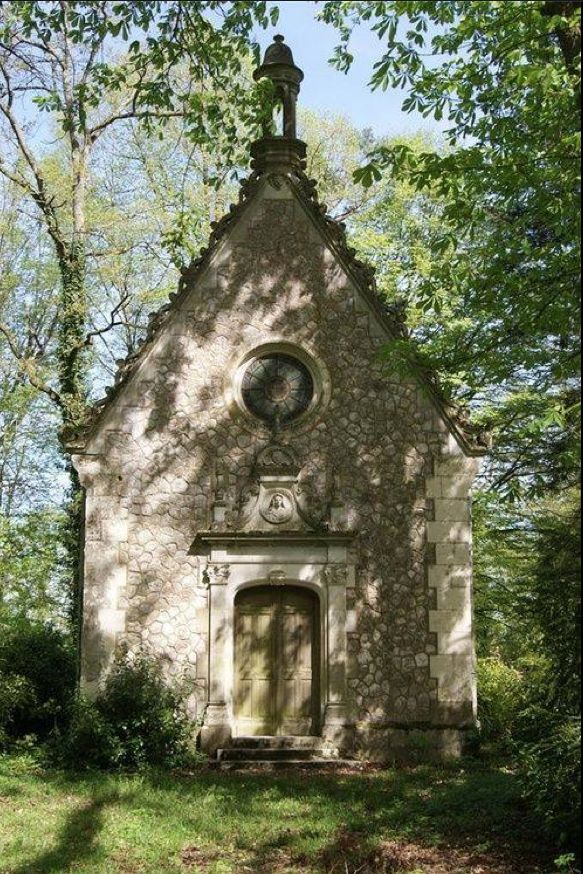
[89,189,451,733]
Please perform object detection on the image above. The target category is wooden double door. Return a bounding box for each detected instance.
[234,586,319,736]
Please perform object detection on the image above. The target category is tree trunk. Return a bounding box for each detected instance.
[542,1,582,75]
[57,242,88,646]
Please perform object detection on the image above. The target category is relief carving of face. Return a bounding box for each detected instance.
[261,491,293,524]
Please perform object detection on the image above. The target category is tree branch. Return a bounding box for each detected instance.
[0,322,64,410]
[89,109,184,141]
[0,75,67,259]
[0,157,31,192]
[541,1,582,74]
[81,293,130,347]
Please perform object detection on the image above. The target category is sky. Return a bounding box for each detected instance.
[256,1,442,139]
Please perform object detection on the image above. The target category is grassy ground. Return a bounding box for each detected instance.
[0,753,559,874]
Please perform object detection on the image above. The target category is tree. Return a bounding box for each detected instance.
[321,0,581,499]
[0,0,276,633]
[321,4,581,847]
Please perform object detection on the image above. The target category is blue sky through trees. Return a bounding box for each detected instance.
[261,1,444,138]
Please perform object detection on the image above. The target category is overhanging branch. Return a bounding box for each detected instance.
[0,322,64,410]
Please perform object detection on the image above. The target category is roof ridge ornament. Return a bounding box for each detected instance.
[251,35,307,174]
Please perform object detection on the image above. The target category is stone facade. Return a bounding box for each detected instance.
[70,157,486,762]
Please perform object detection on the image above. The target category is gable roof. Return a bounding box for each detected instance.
[63,163,489,457]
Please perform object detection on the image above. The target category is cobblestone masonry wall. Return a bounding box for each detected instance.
[73,177,480,759]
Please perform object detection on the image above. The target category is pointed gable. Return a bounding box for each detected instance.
[65,167,488,458]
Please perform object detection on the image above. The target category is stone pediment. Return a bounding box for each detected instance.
[216,440,332,535]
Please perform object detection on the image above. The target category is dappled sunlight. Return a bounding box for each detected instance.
[8,788,120,874]
[0,757,554,873]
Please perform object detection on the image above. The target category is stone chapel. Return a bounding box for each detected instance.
[68,36,489,763]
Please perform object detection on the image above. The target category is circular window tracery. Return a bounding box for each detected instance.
[241,353,314,426]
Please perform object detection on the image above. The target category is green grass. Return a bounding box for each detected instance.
[0,753,558,874]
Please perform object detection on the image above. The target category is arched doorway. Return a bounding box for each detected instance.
[234,585,320,736]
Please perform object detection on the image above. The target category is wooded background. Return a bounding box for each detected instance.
[0,0,580,862]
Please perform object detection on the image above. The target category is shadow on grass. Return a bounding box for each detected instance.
[10,789,119,874]
[8,759,553,874]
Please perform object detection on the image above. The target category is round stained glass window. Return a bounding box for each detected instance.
[241,353,314,426]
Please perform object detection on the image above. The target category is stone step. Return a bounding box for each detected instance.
[229,735,326,750]
[212,758,365,772]
[217,747,318,762]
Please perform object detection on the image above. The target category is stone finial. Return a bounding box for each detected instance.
[262,33,296,68]
[251,35,307,173]
[253,34,304,139]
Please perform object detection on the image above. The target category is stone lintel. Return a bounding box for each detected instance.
[193,530,356,548]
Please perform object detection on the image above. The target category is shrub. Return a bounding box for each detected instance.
[56,697,121,770]
[0,674,36,749]
[0,619,75,740]
[59,652,195,770]
[517,709,581,856]
[477,656,525,744]
[97,652,194,769]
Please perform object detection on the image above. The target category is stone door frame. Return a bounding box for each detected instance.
[195,533,355,753]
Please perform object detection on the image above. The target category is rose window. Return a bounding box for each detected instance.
[241,353,314,426]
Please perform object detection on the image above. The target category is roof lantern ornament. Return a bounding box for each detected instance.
[251,35,307,173]
[253,33,304,139]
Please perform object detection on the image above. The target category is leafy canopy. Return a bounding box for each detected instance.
[1,1,278,154]
[322,0,581,498]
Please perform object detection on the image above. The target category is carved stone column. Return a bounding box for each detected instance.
[322,565,353,749]
[200,564,232,753]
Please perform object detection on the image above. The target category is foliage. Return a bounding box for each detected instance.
[474,491,581,855]
[0,632,194,770]
[476,653,581,854]
[473,491,580,698]
[322,0,581,499]
[0,510,68,622]
[60,652,195,770]
[518,709,581,855]
[529,499,581,713]
[0,674,35,748]
[0,181,63,516]
[477,657,525,745]
[56,696,122,771]
[0,1,277,179]
[0,619,75,741]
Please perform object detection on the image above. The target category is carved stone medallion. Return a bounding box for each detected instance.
[260,490,294,525]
